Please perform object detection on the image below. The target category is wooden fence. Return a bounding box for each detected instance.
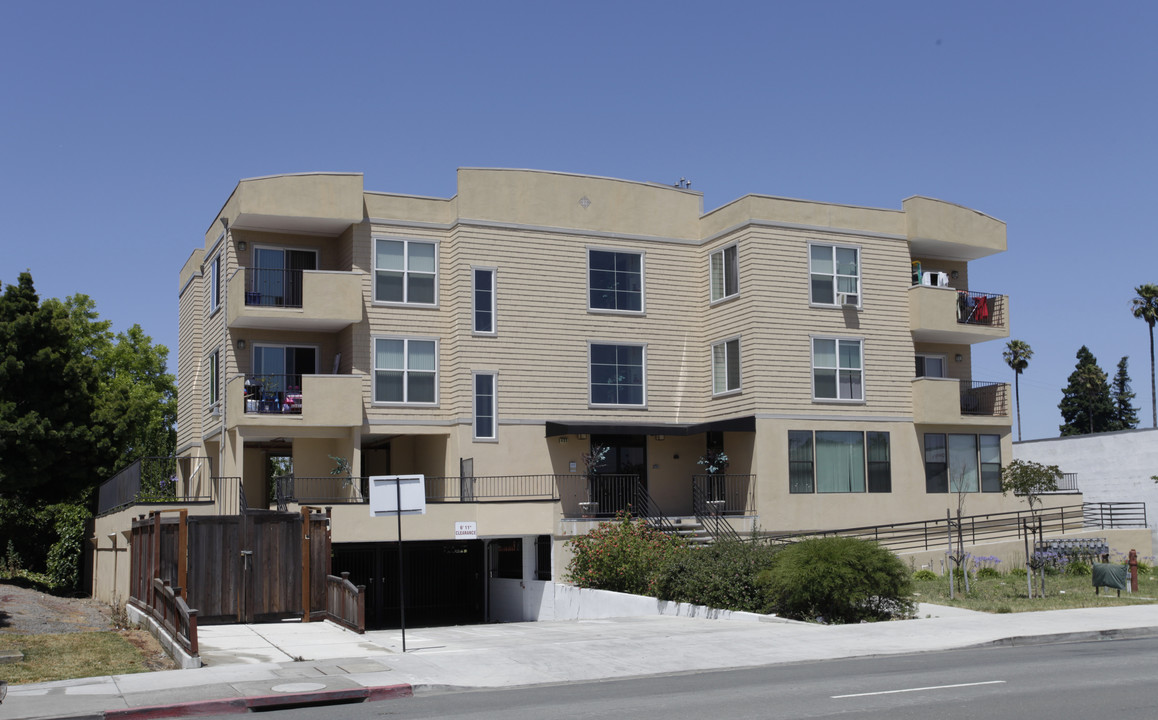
[325,573,366,633]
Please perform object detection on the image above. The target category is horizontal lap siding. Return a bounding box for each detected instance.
[177,273,203,450]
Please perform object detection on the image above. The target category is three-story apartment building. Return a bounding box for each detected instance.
[161,168,1023,626]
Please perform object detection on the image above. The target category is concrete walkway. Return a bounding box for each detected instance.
[6,603,1158,719]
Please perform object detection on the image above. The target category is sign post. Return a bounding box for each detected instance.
[370,475,426,653]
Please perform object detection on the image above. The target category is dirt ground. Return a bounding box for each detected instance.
[0,582,177,672]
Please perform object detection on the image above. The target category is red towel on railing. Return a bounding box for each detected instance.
[976,295,989,321]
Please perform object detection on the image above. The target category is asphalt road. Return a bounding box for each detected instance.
[204,636,1158,719]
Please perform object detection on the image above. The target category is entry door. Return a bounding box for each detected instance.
[253,248,317,306]
[590,434,647,516]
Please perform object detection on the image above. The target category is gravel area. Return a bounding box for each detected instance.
[0,582,114,634]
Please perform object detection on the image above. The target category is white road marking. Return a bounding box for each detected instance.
[833,680,1006,699]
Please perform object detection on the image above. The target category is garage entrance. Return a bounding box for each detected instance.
[331,540,484,629]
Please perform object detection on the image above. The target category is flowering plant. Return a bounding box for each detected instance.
[697,449,730,474]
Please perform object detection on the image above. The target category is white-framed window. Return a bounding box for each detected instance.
[809,243,860,307]
[207,349,220,408]
[711,337,741,395]
[812,337,864,401]
[710,244,739,303]
[915,354,947,378]
[208,253,222,314]
[373,337,438,404]
[588,248,644,313]
[374,237,437,305]
[472,267,496,334]
[788,430,891,494]
[473,372,497,440]
[924,433,1002,493]
[589,342,645,406]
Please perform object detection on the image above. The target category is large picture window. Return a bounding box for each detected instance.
[374,238,437,305]
[712,337,741,395]
[588,249,643,312]
[374,337,437,404]
[789,430,890,494]
[810,243,860,306]
[924,433,1002,493]
[813,337,863,401]
[590,343,645,406]
[710,244,738,302]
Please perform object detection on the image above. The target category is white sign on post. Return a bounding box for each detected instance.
[369,475,427,516]
[455,521,477,540]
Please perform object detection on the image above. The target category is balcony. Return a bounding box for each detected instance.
[227,268,363,331]
[910,285,1009,344]
[227,373,363,428]
[913,377,1010,426]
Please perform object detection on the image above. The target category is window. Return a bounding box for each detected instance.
[915,354,946,378]
[374,337,437,404]
[789,430,891,494]
[710,245,738,302]
[535,535,552,581]
[491,538,523,579]
[374,238,437,305]
[588,249,643,312]
[207,349,220,408]
[473,372,496,440]
[253,344,317,393]
[813,337,863,401]
[590,343,645,406]
[809,243,860,306]
[924,433,1002,493]
[712,337,741,395]
[209,254,221,314]
[472,267,496,334]
[250,247,317,307]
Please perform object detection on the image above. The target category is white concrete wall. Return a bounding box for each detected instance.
[1013,428,1158,550]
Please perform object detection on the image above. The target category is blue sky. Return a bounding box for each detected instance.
[3,2,1156,441]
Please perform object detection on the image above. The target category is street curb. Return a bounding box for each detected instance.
[101,683,413,719]
[972,626,1158,649]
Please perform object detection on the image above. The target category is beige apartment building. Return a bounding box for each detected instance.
[96,168,1061,627]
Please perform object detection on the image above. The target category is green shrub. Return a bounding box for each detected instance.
[976,567,1001,579]
[653,540,781,612]
[1065,561,1092,577]
[1009,567,1027,577]
[757,537,915,623]
[45,503,92,591]
[912,569,938,581]
[565,513,687,595]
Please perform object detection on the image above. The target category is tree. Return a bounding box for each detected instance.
[1003,339,1033,441]
[1131,284,1158,429]
[1058,346,1115,436]
[1110,356,1139,431]
[1001,459,1062,599]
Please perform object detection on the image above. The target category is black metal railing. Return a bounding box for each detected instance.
[691,481,742,543]
[96,457,214,515]
[243,374,305,415]
[758,502,1147,554]
[557,474,676,533]
[427,474,558,502]
[244,268,305,308]
[690,474,755,515]
[957,290,1005,328]
[1016,472,1080,495]
[960,380,1009,416]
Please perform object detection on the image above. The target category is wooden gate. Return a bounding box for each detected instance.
[129,508,331,624]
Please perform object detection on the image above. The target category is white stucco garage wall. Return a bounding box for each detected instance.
[1013,428,1158,550]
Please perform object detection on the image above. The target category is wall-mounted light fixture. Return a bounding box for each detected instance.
[237,339,246,350]
[950,270,959,279]
[238,241,247,251]
[955,353,964,362]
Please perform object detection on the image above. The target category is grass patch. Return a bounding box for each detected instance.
[912,570,1158,613]
[0,631,159,684]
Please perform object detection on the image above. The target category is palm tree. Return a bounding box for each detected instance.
[1003,339,1033,441]
[1131,284,1158,428]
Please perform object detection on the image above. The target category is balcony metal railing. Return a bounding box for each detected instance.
[96,457,216,515]
[960,380,1009,416]
[244,268,305,308]
[690,474,756,516]
[691,481,743,543]
[957,290,1005,328]
[243,374,305,415]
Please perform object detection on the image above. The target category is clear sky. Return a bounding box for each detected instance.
[3,2,1156,441]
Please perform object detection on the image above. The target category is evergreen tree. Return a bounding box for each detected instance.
[1110,356,1139,431]
[1058,346,1115,436]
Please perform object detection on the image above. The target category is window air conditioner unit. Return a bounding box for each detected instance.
[837,293,858,307]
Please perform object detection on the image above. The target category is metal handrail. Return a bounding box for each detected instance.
[691,481,742,543]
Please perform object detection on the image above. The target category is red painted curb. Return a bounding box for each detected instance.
[103,684,413,719]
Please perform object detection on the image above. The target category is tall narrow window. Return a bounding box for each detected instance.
[813,337,863,401]
[712,338,741,395]
[809,244,860,306]
[589,343,645,406]
[374,338,437,404]
[208,349,220,408]
[948,434,980,493]
[924,433,949,493]
[588,249,643,312]
[710,244,738,302]
[374,238,437,305]
[209,254,221,314]
[473,373,496,440]
[473,268,496,334]
[867,431,891,493]
[788,431,814,494]
[980,435,1002,492]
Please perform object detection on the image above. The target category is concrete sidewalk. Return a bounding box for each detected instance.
[6,603,1158,719]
